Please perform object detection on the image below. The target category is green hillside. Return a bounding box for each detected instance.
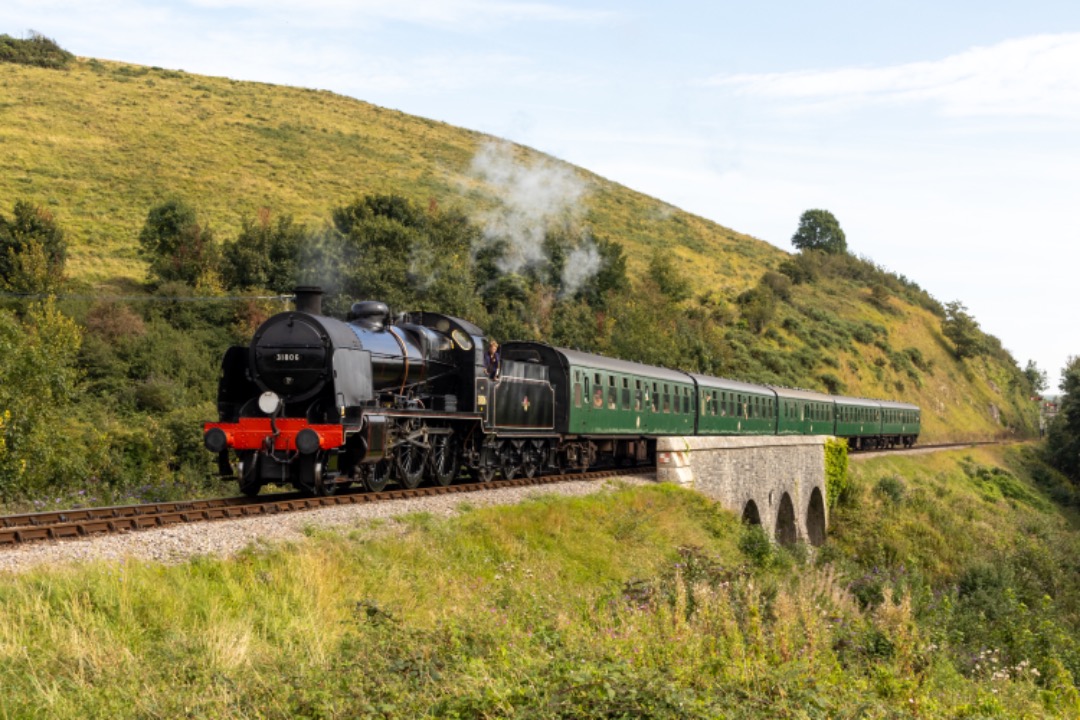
[0,54,1038,459]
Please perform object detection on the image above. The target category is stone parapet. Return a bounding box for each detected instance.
[656,435,829,546]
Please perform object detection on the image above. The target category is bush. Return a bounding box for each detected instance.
[0,200,67,294]
[738,523,774,567]
[820,372,845,394]
[0,32,73,69]
[874,475,906,505]
[824,437,850,508]
[138,199,219,287]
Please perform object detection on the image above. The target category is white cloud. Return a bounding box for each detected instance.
[705,33,1080,118]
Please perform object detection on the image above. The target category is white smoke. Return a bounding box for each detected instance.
[469,141,589,278]
[560,240,602,298]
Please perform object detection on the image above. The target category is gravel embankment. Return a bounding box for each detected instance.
[0,475,653,576]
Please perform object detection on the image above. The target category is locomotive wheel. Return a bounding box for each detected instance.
[429,434,459,487]
[521,444,541,479]
[299,454,336,496]
[365,461,391,492]
[472,464,497,483]
[394,419,429,490]
[395,444,426,489]
[237,451,262,497]
[500,443,522,481]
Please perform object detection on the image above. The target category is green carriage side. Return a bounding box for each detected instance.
[880,399,921,448]
[771,386,836,436]
[500,342,695,436]
[834,395,882,447]
[690,374,778,435]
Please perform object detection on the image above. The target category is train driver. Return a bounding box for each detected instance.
[484,340,501,381]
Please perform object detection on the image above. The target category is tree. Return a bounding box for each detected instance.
[138,199,218,286]
[941,300,986,359]
[220,209,305,292]
[649,250,691,302]
[791,209,847,255]
[736,284,777,334]
[0,200,67,294]
[327,194,485,320]
[1024,360,1048,394]
[1047,356,1080,481]
[0,300,82,496]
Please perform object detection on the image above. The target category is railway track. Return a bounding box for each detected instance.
[851,439,1004,459]
[0,467,654,547]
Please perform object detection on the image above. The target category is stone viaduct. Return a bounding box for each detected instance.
[655,435,829,546]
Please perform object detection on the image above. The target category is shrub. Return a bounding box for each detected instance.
[739,523,774,567]
[824,437,849,508]
[0,32,73,69]
[819,372,845,394]
[138,199,219,287]
[0,200,67,294]
[874,475,906,505]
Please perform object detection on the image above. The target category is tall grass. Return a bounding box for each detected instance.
[1,475,1073,718]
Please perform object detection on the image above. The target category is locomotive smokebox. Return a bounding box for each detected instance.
[294,286,324,315]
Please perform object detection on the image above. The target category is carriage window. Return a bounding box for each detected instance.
[574,382,582,408]
[622,387,631,410]
[652,383,659,412]
[608,377,617,410]
[682,390,690,414]
[663,384,671,413]
[635,389,643,411]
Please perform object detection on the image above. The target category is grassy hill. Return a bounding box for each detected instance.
[0,55,1038,445]
[1,57,770,290]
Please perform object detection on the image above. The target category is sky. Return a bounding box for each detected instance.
[4,1,1078,390]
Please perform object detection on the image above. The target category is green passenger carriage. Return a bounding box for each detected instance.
[772,386,836,436]
[690,374,777,435]
[879,400,921,448]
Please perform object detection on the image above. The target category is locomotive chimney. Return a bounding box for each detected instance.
[293,286,324,315]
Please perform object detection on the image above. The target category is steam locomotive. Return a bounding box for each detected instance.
[204,287,920,495]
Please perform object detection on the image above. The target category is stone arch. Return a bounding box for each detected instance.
[775,492,797,547]
[741,499,762,526]
[806,486,826,546]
